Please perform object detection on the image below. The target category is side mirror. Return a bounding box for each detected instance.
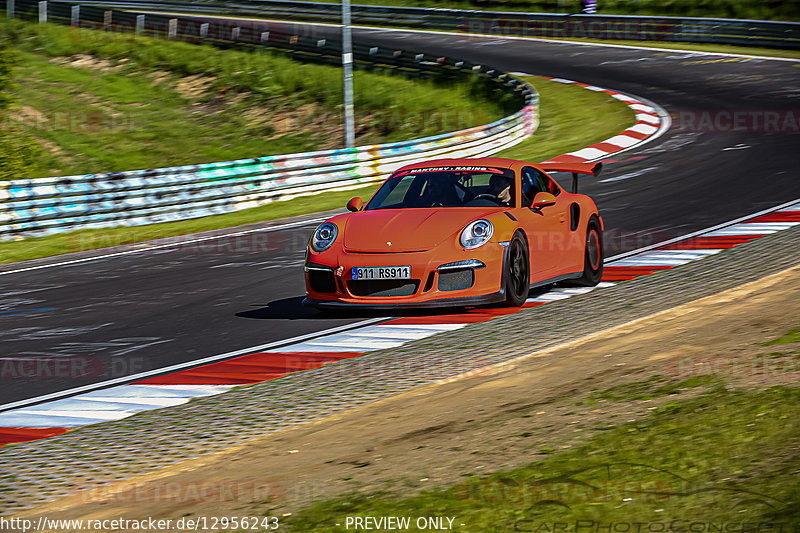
[532,192,556,213]
[346,197,363,212]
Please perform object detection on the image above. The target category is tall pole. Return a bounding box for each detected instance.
[342,0,355,148]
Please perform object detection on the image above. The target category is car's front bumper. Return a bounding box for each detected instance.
[304,242,509,309]
[303,290,506,310]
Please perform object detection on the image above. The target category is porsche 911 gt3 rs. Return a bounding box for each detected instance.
[303,157,604,309]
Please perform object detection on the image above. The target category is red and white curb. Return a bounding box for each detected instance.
[2,199,797,447]
[0,78,787,447]
[530,75,671,163]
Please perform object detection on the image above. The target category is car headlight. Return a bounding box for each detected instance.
[311,222,338,253]
[459,219,494,249]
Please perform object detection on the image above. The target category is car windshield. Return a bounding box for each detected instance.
[365,166,516,210]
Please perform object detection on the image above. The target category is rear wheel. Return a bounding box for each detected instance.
[503,233,530,307]
[569,216,603,287]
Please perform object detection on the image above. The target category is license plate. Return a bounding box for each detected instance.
[352,266,412,280]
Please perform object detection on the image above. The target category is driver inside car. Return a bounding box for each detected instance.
[487,174,514,206]
[421,175,461,207]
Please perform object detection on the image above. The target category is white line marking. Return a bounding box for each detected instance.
[569,147,609,160]
[0,217,328,277]
[17,410,135,421]
[722,144,751,151]
[611,258,695,266]
[527,293,575,302]
[0,411,113,427]
[80,397,190,407]
[81,384,235,398]
[629,103,656,113]
[0,317,389,412]
[382,323,465,331]
[629,123,659,135]
[636,114,661,125]
[601,134,642,148]
[253,16,800,62]
[606,198,800,262]
[704,228,784,236]
[600,167,657,183]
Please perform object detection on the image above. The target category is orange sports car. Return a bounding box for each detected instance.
[303,157,604,309]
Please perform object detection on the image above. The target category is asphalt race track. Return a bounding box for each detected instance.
[1,26,798,405]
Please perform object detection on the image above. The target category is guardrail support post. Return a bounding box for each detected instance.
[38,1,46,23]
[70,5,79,26]
[7,0,14,19]
[136,14,144,35]
[200,23,209,39]
[260,31,269,43]
[104,10,111,32]
[168,18,177,40]
[342,0,355,148]
[231,27,240,41]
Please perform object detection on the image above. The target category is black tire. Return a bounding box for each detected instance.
[569,216,603,287]
[503,233,530,307]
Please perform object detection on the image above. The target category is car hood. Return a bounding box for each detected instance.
[343,208,498,253]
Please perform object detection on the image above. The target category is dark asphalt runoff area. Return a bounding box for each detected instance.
[1,27,799,405]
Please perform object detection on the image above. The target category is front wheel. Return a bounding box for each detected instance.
[503,233,530,307]
[569,216,603,287]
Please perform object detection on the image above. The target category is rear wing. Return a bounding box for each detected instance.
[539,162,602,194]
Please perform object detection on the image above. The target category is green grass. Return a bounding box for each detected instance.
[765,328,800,346]
[587,375,721,402]
[285,385,800,531]
[496,76,635,162]
[0,76,633,264]
[1,17,504,177]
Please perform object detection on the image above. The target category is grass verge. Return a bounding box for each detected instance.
[1,17,504,177]
[496,76,635,162]
[0,76,633,265]
[285,384,800,530]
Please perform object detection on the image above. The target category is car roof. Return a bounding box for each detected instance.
[394,157,530,175]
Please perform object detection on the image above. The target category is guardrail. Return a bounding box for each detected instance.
[0,0,538,240]
[16,0,800,49]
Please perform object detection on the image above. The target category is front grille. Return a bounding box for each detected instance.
[438,269,474,292]
[348,279,420,297]
[308,269,336,293]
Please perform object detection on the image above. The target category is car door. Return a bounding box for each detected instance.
[516,166,568,279]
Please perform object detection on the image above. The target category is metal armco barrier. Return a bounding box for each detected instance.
[19,0,800,49]
[0,0,538,240]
